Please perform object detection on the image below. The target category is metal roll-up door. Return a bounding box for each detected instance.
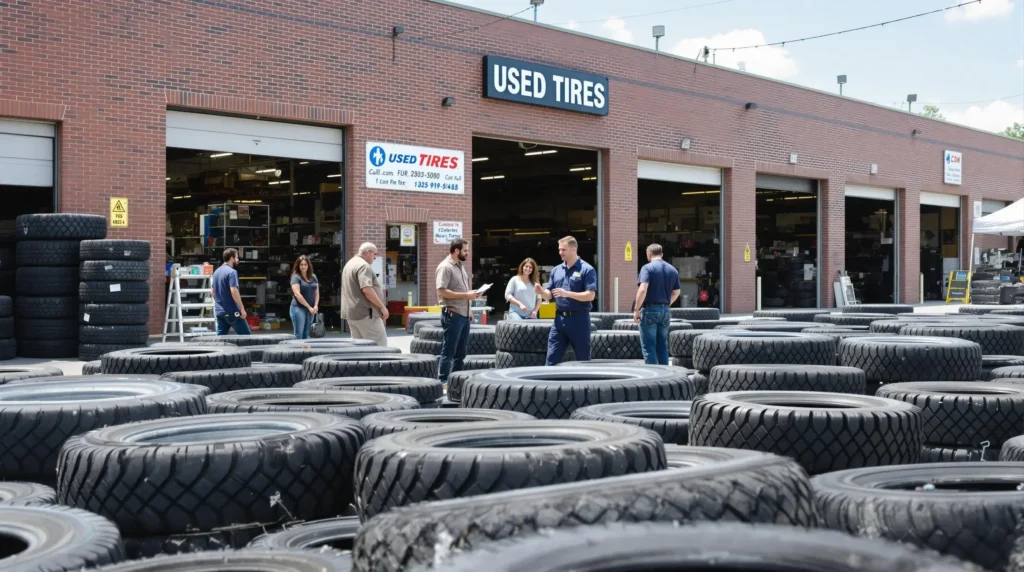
[638,160,721,185]
[920,192,961,208]
[756,174,815,193]
[844,185,896,201]
[0,120,55,187]
[166,111,343,162]
[982,200,1007,214]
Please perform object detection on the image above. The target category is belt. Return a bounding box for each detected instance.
[644,303,669,307]
[556,310,589,317]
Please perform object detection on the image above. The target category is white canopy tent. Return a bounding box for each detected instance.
[969,198,1024,273]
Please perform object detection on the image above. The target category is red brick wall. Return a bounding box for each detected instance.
[1,0,1022,330]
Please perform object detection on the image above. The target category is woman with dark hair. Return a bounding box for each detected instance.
[504,257,541,320]
[290,255,320,339]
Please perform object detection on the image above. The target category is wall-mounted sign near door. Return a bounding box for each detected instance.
[483,56,609,116]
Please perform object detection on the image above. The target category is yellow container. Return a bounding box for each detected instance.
[538,303,556,319]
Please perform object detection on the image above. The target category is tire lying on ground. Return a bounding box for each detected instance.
[295,376,443,404]
[662,444,771,469]
[418,325,496,354]
[190,333,295,346]
[876,381,1024,448]
[591,330,644,360]
[842,303,915,315]
[445,369,482,403]
[206,389,420,420]
[5,375,163,386]
[89,549,352,572]
[494,349,575,368]
[708,364,867,394]
[101,346,251,376]
[353,420,666,519]
[161,364,303,393]
[838,336,982,382]
[0,379,207,482]
[988,366,1024,380]
[461,354,496,370]
[302,353,438,380]
[813,313,894,327]
[461,365,696,419]
[405,312,441,334]
[610,319,692,332]
[0,481,56,506]
[571,401,691,444]
[415,522,977,572]
[692,331,836,371]
[58,412,365,536]
[999,435,1024,461]
[753,308,832,321]
[359,408,536,438]
[412,320,442,337]
[0,365,63,384]
[920,443,1001,463]
[121,524,272,559]
[0,505,124,570]
[668,329,708,359]
[590,312,633,330]
[689,391,922,474]
[248,516,360,551]
[409,338,441,355]
[351,451,817,572]
[813,462,1024,571]
[716,322,823,333]
[960,305,1001,314]
[261,344,400,365]
[685,319,730,330]
[898,323,1024,356]
[494,320,552,353]
[669,307,720,321]
[279,338,378,347]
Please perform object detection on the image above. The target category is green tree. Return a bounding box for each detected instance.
[921,105,944,120]
[1002,122,1024,140]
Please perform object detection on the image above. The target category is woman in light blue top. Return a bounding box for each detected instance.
[289,255,320,339]
[505,258,541,320]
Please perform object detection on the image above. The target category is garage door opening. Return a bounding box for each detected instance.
[920,193,961,301]
[845,193,897,304]
[637,174,722,310]
[755,175,818,309]
[472,138,598,313]
[165,111,344,332]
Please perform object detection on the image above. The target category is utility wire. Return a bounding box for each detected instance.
[711,0,982,53]
[408,5,534,41]
[550,0,735,26]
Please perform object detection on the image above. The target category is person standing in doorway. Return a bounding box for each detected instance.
[536,236,597,365]
[504,257,541,320]
[436,238,481,384]
[340,242,389,347]
[289,255,320,340]
[212,248,251,336]
[633,243,680,365]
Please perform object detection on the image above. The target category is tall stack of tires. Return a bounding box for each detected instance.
[77,240,152,361]
[0,236,13,298]
[0,296,12,360]
[14,214,106,358]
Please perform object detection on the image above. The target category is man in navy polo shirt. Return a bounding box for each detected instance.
[633,243,680,364]
[535,236,597,365]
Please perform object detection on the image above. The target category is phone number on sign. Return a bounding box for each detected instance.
[415,182,461,191]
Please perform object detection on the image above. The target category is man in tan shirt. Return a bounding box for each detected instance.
[435,238,481,383]
[341,242,389,347]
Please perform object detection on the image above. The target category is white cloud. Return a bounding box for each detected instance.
[670,29,798,80]
[945,0,1014,22]
[600,17,634,43]
[945,99,1024,132]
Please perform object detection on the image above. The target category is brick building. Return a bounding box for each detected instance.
[1,0,1022,332]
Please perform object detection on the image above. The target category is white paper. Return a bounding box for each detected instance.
[104,265,113,270]
[229,211,238,220]
[475,283,493,294]
[82,313,90,322]
[109,284,121,292]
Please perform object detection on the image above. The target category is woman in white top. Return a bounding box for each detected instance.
[505,257,541,320]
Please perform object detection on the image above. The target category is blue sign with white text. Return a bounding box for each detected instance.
[483,56,609,116]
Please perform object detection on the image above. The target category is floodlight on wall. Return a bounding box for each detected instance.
[870,164,878,175]
[680,137,691,150]
[745,102,758,110]
[652,25,665,51]
[907,93,917,113]
[441,96,455,107]
[837,74,847,95]
[530,0,544,22]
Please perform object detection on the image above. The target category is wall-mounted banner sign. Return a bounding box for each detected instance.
[366,142,464,195]
[483,56,609,116]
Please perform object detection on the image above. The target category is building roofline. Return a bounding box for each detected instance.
[427,0,1023,146]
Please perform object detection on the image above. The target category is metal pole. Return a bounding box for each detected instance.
[533,5,538,21]
[839,84,843,95]
[920,273,924,303]
[614,277,619,313]
[655,38,660,51]
[756,276,761,310]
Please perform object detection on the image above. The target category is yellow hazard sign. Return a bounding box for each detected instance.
[625,241,633,262]
[744,244,751,262]
[110,198,128,228]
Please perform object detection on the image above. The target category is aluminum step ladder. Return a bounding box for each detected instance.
[163,264,217,342]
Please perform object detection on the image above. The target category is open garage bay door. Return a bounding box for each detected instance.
[0,120,54,187]
[921,192,961,208]
[844,185,898,305]
[638,160,721,186]
[166,111,343,162]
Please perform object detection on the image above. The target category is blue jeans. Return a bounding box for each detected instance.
[216,312,251,336]
[639,305,671,365]
[438,309,471,383]
[545,312,591,365]
[506,308,534,320]
[290,305,312,339]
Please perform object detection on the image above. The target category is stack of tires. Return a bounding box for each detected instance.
[494,320,573,367]
[77,240,152,361]
[14,214,106,358]
[0,236,13,297]
[0,296,12,360]
[970,279,1002,305]
[411,324,496,356]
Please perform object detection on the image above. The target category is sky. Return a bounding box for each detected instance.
[446,0,1024,135]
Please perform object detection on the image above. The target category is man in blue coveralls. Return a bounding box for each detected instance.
[535,236,597,365]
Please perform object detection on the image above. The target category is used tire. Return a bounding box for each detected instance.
[462,365,695,419]
[838,336,982,382]
[0,481,56,506]
[999,435,1024,461]
[415,522,976,572]
[0,365,63,384]
[405,312,441,334]
[15,213,106,240]
[359,408,536,438]
[708,364,866,394]
[982,355,1024,379]
[842,303,914,315]
[921,443,1000,463]
[462,354,496,370]
[80,325,148,345]
[662,444,770,469]
[302,353,437,380]
[717,322,822,333]
[58,412,365,535]
[122,525,270,559]
[79,281,149,303]
[668,329,708,358]
[0,295,10,317]
[261,344,399,365]
[351,452,817,572]
[0,505,123,570]
[591,330,643,360]
[248,516,359,551]
[669,307,721,320]
[101,346,251,375]
[15,296,76,319]
[690,391,922,474]
[79,303,148,325]
[876,381,1024,447]
[191,333,294,346]
[590,312,633,330]
[89,549,352,571]
[0,379,207,481]
[692,331,836,371]
[16,240,80,266]
[418,325,496,354]
[79,239,150,261]
[16,318,76,340]
[814,313,894,326]
[353,420,665,519]
[494,349,575,368]
[79,260,149,281]
[206,389,419,419]
[870,319,953,334]
[899,323,1024,355]
[571,401,691,444]
[81,361,102,375]
[494,320,552,353]
[16,267,78,296]
[445,369,481,403]
[408,338,441,355]
[78,343,146,362]
[813,463,1024,570]
[17,338,77,359]
[610,319,692,332]
[412,319,442,337]
[279,338,378,347]
[294,376,443,404]
[161,364,302,393]
[753,308,831,321]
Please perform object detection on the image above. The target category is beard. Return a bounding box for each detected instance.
[458,251,467,262]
